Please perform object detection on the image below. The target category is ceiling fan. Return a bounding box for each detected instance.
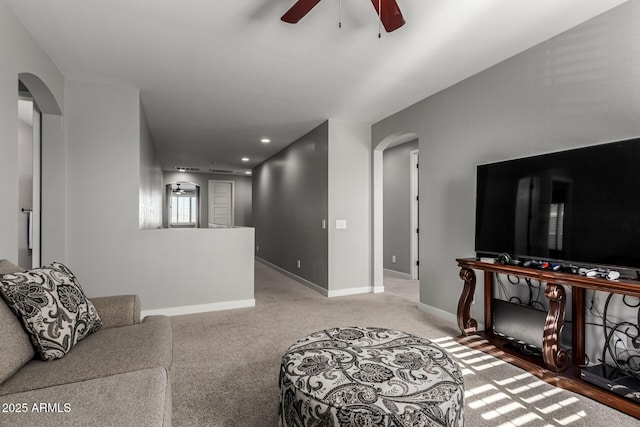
[281,0,406,33]
[173,184,185,195]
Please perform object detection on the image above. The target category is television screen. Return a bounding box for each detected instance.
[475,137,640,270]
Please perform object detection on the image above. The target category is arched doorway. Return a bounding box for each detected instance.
[372,131,418,292]
[18,73,63,267]
[165,181,201,228]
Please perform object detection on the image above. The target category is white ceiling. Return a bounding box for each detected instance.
[6,0,627,174]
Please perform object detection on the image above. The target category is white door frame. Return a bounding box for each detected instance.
[18,96,42,268]
[19,73,63,266]
[373,132,419,290]
[32,105,41,268]
[410,149,419,280]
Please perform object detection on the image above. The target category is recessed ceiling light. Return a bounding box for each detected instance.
[245,171,252,175]
[260,138,271,144]
[242,157,250,162]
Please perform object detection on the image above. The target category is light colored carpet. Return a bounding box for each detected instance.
[170,261,636,426]
[383,270,419,302]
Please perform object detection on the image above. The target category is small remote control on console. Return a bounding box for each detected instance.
[560,264,579,274]
[577,267,621,280]
[505,258,618,280]
[607,270,621,280]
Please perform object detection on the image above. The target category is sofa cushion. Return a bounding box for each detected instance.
[0,259,25,275]
[0,262,102,361]
[0,315,173,396]
[0,259,35,385]
[0,367,171,427]
[90,294,141,329]
[0,299,35,385]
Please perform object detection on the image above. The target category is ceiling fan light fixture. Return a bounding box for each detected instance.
[173,183,185,194]
[281,0,322,24]
[371,0,405,34]
[281,0,405,34]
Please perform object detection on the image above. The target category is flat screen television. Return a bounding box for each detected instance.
[475,137,640,271]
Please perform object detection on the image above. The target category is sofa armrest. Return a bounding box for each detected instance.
[90,295,141,329]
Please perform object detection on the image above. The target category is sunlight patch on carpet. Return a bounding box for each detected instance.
[520,388,563,404]
[434,336,591,426]
[497,412,544,427]
[555,410,587,425]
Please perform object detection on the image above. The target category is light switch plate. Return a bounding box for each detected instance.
[336,220,347,229]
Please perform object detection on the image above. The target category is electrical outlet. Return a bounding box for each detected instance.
[297,260,301,269]
[392,255,397,264]
[256,245,259,252]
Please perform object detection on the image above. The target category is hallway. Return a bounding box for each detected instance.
[383,270,419,302]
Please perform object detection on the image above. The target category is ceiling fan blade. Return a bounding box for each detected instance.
[281,0,322,24]
[370,0,406,32]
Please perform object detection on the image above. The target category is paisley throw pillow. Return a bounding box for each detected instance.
[0,262,102,360]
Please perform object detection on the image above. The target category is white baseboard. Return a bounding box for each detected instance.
[256,257,329,296]
[417,302,457,324]
[256,257,382,297]
[417,302,485,331]
[142,299,255,318]
[328,286,381,297]
[384,268,412,279]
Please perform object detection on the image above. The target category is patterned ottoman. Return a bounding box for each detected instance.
[279,327,464,426]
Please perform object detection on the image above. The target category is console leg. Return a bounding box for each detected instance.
[457,267,478,335]
[543,283,569,372]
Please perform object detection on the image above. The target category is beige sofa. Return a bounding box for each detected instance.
[0,260,173,427]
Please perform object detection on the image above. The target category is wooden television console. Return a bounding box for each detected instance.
[456,257,640,418]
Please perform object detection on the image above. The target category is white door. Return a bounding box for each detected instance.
[208,180,234,226]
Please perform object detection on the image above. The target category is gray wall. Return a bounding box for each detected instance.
[163,171,253,228]
[253,119,371,295]
[64,79,254,311]
[327,119,372,293]
[0,0,65,263]
[41,112,66,265]
[372,1,640,318]
[253,121,329,289]
[139,103,163,229]
[2,6,255,313]
[383,140,418,274]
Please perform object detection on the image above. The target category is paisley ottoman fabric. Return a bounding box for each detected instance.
[279,327,464,427]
